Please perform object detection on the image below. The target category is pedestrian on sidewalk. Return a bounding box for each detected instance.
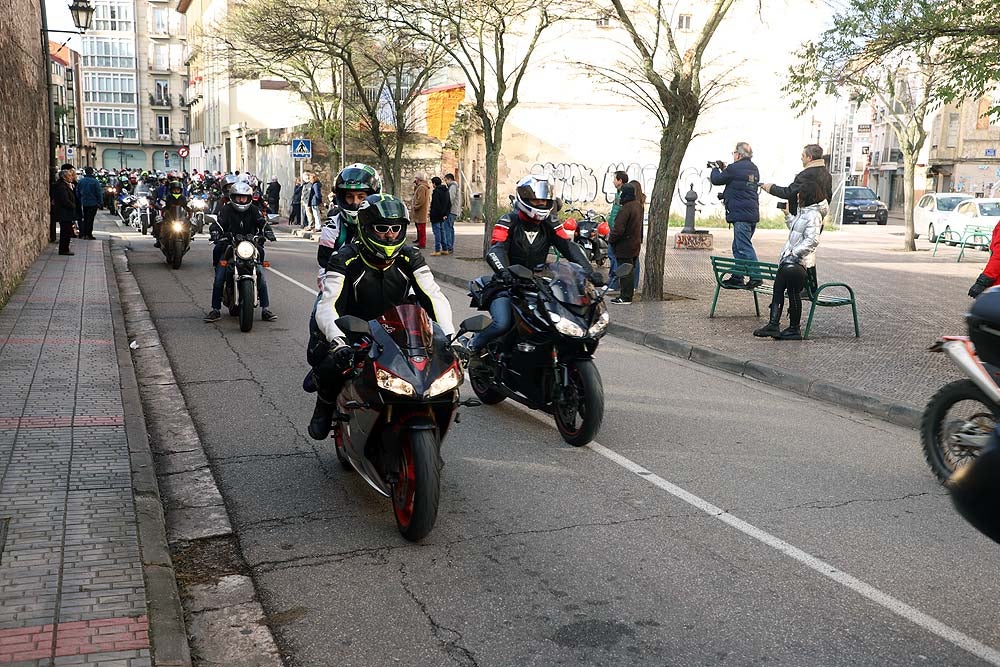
[300,172,313,227]
[266,177,281,218]
[627,179,645,288]
[608,182,644,304]
[606,170,628,291]
[77,166,103,240]
[711,141,761,288]
[51,166,79,256]
[752,181,826,340]
[289,178,303,225]
[430,176,451,255]
[445,173,461,254]
[411,172,430,249]
[308,174,324,232]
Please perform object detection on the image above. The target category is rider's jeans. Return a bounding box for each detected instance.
[212,263,270,310]
[470,296,513,350]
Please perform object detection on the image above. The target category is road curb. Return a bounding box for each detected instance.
[432,266,920,430]
[109,242,285,667]
[104,243,193,667]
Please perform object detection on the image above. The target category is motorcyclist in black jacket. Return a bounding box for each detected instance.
[468,175,598,351]
[305,194,456,440]
[203,182,278,323]
[153,180,189,248]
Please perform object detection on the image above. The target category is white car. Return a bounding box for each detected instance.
[915,192,973,242]
[947,198,1000,242]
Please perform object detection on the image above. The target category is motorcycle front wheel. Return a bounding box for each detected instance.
[141,216,148,236]
[238,280,254,332]
[554,360,604,446]
[392,429,440,542]
[171,239,184,269]
[921,379,999,483]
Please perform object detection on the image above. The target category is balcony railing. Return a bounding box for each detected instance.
[149,92,172,107]
[148,61,172,73]
[148,128,175,142]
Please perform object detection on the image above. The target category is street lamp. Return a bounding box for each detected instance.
[67,0,96,32]
[116,130,125,169]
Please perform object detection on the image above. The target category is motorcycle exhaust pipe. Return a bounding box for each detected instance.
[942,339,1000,404]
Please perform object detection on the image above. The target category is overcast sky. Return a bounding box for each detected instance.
[45,0,81,51]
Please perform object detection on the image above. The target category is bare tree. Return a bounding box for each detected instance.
[606,0,739,300]
[382,0,568,251]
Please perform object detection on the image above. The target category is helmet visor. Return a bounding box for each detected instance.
[370,197,409,222]
[339,166,376,189]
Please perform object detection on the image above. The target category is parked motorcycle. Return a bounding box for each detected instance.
[467,261,622,445]
[563,209,610,267]
[219,228,276,332]
[332,307,488,541]
[159,203,194,269]
[921,336,1000,481]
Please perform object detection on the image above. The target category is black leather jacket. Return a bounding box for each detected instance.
[486,211,589,275]
[218,203,267,238]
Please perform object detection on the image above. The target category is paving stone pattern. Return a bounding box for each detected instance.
[0,243,151,667]
[427,223,977,410]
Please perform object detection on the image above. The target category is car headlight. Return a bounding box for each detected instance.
[426,364,462,397]
[877,202,888,210]
[235,240,257,260]
[589,308,610,337]
[549,312,586,337]
[376,367,415,396]
[137,197,149,207]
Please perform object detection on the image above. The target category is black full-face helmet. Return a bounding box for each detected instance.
[168,180,184,200]
[968,287,1000,367]
[356,194,409,268]
[335,164,381,220]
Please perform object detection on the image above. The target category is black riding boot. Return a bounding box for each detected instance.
[308,395,336,440]
[779,297,803,340]
[753,303,783,338]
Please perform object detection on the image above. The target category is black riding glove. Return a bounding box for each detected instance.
[499,268,514,285]
[330,344,355,371]
[969,273,992,299]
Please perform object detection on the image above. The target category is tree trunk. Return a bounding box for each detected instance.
[643,119,697,300]
[902,152,917,251]
[482,134,501,256]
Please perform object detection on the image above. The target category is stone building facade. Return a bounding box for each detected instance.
[1,0,49,304]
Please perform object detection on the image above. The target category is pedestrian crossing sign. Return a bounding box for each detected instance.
[291,139,312,160]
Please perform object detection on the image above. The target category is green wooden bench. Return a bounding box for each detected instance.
[709,256,860,338]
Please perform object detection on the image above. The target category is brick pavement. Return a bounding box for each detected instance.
[425,222,980,412]
[0,240,152,667]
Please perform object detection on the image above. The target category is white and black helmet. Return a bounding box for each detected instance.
[230,182,253,212]
[514,175,555,222]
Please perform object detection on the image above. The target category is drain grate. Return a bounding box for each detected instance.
[0,518,8,565]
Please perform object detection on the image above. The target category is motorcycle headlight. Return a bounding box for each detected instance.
[171,221,184,233]
[426,364,463,397]
[235,240,257,260]
[549,312,586,338]
[376,367,415,396]
[191,199,206,210]
[137,197,149,207]
[588,308,610,338]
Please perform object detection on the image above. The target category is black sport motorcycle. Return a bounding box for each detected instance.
[219,227,276,332]
[159,203,194,269]
[467,261,622,446]
[564,209,610,267]
[332,307,488,541]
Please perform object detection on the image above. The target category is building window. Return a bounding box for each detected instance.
[83,71,136,103]
[151,7,169,35]
[82,36,135,69]
[946,112,960,148]
[596,14,612,27]
[85,106,137,138]
[154,79,169,103]
[156,115,171,137]
[152,43,169,71]
[93,0,133,31]
[677,14,692,31]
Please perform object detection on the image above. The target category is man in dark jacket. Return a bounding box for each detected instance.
[429,176,451,255]
[265,177,281,217]
[608,183,643,304]
[77,167,103,240]
[51,167,79,255]
[761,144,833,214]
[711,142,761,288]
[289,178,303,225]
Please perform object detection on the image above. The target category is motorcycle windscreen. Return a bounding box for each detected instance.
[376,304,434,353]
[545,261,592,307]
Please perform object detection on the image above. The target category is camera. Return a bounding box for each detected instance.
[717,192,725,201]
[707,160,725,170]
[776,202,787,210]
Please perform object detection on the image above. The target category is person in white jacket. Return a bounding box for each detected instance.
[753,181,827,340]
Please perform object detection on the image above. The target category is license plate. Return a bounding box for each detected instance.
[862,214,875,218]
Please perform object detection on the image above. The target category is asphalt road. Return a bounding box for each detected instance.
[111,215,1000,667]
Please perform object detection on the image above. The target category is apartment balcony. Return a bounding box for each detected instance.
[149,92,172,108]
[148,128,176,143]
[148,61,172,74]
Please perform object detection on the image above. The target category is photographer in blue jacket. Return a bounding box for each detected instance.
[710,142,761,289]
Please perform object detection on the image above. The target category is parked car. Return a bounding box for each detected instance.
[843,186,889,224]
[946,198,1000,241]
[915,192,974,242]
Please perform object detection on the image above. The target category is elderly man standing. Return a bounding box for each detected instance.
[411,172,430,249]
[711,141,761,288]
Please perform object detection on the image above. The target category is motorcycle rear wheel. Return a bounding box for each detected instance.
[554,360,604,446]
[469,359,505,405]
[238,280,254,332]
[392,430,440,542]
[170,239,184,269]
[921,379,998,483]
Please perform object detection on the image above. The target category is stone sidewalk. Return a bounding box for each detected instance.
[0,236,188,666]
[421,221,984,426]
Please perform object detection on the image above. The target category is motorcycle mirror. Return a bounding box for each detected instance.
[458,314,492,334]
[336,315,370,336]
[509,265,533,280]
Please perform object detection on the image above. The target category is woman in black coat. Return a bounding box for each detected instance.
[51,168,79,255]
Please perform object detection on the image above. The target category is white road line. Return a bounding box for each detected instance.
[267,267,318,296]
[269,265,1000,665]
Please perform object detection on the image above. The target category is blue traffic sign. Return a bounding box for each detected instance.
[291,139,312,159]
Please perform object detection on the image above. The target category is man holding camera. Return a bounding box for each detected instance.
[710,142,761,288]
